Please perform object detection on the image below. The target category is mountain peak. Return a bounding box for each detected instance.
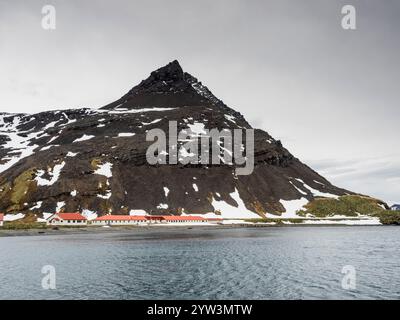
[147,60,184,83]
[102,60,224,109]
[156,59,183,74]
[126,59,189,96]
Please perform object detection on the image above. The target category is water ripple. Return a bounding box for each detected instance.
[0,226,399,299]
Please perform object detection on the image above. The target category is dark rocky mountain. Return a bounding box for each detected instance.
[0,60,375,219]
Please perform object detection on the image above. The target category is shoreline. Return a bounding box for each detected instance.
[0,222,391,238]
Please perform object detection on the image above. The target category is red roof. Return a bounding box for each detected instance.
[94,215,147,221]
[0,213,3,221]
[55,213,87,221]
[146,215,166,220]
[161,215,206,221]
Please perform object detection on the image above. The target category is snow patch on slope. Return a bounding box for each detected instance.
[30,201,43,210]
[157,203,168,209]
[163,187,170,197]
[94,162,113,178]
[56,201,65,212]
[35,161,65,186]
[276,198,309,218]
[0,117,39,173]
[117,132,135,137]
[4,213,25,221]
[82,209,97,221]
[187,122,206,135]
[66,151,78,157]
[210,188,259,219]
[73,134,95,143]
[142,119,162,125]
[129,209,147,216]
[295,178,339,199]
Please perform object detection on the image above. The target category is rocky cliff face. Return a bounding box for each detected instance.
[0,60,353,219]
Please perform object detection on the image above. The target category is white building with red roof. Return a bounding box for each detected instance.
[0,213,4,227]
[161,216,209,223]
[91,215,221,226]
[91,215,148,226]
[47,212,87,226]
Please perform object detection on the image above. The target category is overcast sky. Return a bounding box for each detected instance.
[0,0,399,204]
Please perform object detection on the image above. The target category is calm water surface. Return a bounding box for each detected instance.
[0,226,399,299]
